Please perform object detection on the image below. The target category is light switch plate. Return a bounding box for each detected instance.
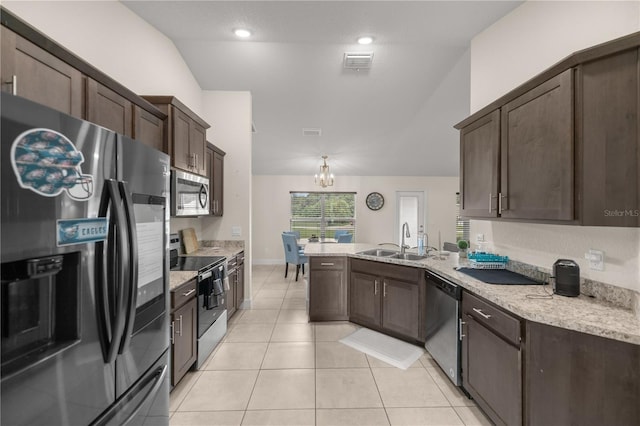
[476,234,485,242]
[231,226,241,237]
[585,249,604,271]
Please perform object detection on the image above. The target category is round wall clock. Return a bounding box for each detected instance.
[366,192,384,211]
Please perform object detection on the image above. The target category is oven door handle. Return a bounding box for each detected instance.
[200,270,213,280]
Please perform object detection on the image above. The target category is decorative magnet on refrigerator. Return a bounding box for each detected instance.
[11,128,94,200]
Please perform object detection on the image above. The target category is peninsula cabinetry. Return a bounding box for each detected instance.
[350,259,424,342]
[309,257,348,321]
[461,291,522,426]
[170,279,197,387]
[144,96,209,176]
[456,32,640,226]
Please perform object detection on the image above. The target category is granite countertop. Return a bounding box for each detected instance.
[305,243,640,345]
[169,240,245,291]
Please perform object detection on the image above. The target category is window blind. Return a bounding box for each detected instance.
[290,192,356,239]
[456,192,470,242]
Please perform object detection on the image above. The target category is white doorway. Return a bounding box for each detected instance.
[395,191,425,248]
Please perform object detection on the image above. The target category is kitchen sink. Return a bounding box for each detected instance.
[357,249,399,257]
[387,253,429,261]
[356,249,429,261]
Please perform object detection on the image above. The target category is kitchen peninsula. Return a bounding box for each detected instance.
[305,243,640,426]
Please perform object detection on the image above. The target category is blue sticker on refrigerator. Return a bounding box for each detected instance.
[57,218,109,246]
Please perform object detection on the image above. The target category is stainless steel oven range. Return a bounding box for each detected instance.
[169,235,227,368]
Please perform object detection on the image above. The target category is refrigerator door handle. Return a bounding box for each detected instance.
[96,179,127,363]
[118,181,138,354]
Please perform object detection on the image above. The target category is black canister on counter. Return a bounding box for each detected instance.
[553,259,580,297]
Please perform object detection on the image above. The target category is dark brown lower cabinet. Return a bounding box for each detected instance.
[349,259,424,342]
[170,280,197,387]
[526,321,640,426]
[350,272,380,325]
[236,252,245,309]
[226,251,245,318]
[309,257,348,321]
[461,291,522,426]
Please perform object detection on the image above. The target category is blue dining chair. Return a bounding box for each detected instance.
[282,232,308,281]
[337,233,353,243]
[334,230,350,239]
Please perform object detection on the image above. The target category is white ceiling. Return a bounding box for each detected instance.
[122,1,522,176]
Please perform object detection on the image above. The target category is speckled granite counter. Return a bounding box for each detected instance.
[305,243,640,345]
[170,271,197,291]
[169,240,245,291]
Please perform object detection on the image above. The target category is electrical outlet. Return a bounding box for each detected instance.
[231,226,241,237]
[476,234,485,243]
[584,249,604,271]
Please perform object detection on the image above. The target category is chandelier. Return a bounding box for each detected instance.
[314,155,335,188]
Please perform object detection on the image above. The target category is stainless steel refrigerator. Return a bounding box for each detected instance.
[1,93,170,425]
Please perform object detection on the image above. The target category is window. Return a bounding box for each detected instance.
[290,192,356,239]
[456,192,470,242]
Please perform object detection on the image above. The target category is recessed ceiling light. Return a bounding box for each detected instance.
[234,28,252,38]
[357,36,373,45]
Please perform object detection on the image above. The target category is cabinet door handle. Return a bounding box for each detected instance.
[383,281,387,297]
[498,193,508,213]
[374,280,379,295]
[472,308,492,319]
[5,75,17,95]
[320,262,334,266]
[489,192,497,213]
[459,319,466,340]
[182,288,196,297]
[178,315,183,336]
[170,321,175,344]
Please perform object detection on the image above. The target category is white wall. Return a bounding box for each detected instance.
[252,175,459,263]
[471,0,640,112]
[200,91,253,292]
[469,0,640,292]
[3,1,203,114]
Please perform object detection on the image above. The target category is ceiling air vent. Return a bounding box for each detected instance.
[303,128,322,137]
[343,52,374,69]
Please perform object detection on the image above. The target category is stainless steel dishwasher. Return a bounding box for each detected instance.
[424,269,462,386]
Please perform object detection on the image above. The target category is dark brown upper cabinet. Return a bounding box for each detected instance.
[456,32,640,226]
[206,144,225,216]
[144,96,210,177]
[500,69,574,221]
[86,78,133,136]
[1,9,167,151]
[1,26,83,118]
[460,110,500,218]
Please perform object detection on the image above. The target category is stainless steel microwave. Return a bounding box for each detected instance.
[171,169,209,216]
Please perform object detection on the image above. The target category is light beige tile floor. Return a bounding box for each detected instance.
[169,265,493,426]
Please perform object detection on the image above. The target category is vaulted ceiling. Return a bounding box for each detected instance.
[122,1,522,176]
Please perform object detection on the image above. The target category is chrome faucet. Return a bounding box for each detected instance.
[401,222,411,254]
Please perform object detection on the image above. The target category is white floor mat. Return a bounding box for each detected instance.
[339,327,424,370]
